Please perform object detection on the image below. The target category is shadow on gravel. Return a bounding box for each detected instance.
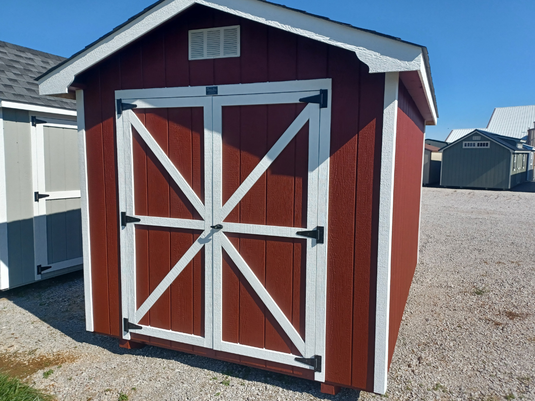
[2,271,361,400]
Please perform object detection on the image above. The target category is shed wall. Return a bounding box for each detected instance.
[388,82,425,366]
[441,139,511,189]
[79,5,385,391]
[2,108,35,287]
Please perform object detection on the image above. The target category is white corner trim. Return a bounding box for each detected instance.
[374,71,399,395]
[417,132,425,265]
[38,0,425,97]
[0,100,76,117]
[0,107,9,290]
[76,90,94,332]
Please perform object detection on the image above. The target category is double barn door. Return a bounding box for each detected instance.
[116,80,331,379]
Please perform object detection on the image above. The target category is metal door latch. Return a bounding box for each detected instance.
[210,224,223,230]
[295,355,322,372]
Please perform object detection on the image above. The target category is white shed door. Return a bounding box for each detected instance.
[117,80,331,379]
[31,117,82,279]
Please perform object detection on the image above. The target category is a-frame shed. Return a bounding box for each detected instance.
[38,0,438,394]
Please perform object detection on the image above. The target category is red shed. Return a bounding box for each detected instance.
[38,0,437,395]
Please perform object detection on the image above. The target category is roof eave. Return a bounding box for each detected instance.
[38,0,437,122]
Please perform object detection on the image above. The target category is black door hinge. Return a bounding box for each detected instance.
[37,264,52,275]
[123,318,142,334]
[34,191,50,202]
[296,226,324,244]
[31,116,47,127]
[299,89,328,109]
[121,212,141,227]
[117,99,137,116]
[295,355,322,372]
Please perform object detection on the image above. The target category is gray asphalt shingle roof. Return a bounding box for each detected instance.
[0,41,75,110]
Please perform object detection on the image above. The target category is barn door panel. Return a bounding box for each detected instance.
[32,119,82,279]
[117,80,331,379]
[211,92,325,374]
[118,100,213,348]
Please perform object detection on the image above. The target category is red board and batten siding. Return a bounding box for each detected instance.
[78,4,385,392]
[388,81,425,366]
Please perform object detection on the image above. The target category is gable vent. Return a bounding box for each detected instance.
[189,26,240,60]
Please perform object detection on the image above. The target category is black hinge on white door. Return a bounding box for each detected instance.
[34,191,50,202]
[31,116,47,126]
[117,99,137,116]
[123,318,142,334]
[296,226,324,244]
[299,89,328,108]
[295,355,322,372]
[37,264,52,275]
[121,212,141,227]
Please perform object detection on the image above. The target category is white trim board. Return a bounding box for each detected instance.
[77,90,94,332]
[37,0,436,124]
[0,100,76,117]
[374,71,399,395]
[0,107,9,290]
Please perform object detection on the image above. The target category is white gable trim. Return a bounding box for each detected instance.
[38,0,436,122]
[0,100,76,117]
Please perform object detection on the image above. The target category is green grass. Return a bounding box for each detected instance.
[0,372,53,401]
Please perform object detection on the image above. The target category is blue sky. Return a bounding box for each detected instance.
[1,0,534,140]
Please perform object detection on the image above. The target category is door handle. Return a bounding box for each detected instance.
[210,224,223,230]
[34,191,50,202]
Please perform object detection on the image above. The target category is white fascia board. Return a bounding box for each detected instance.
[374,72,399,395]
[39,0,427,96]
[0,107,9,290]
[0,100,76,117]
[416,61,438,125]
[76,90,94,332]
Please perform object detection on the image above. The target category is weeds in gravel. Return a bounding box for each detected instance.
[0,372,53,401]
[220,377,231,386]
[42,369,54,379]
[473,287,488,295]
[432,383,446,392]
[505,393,516,400]
[118,392,129,401]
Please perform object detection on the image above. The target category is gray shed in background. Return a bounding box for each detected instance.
[0,41,82,290]
[440,129,531,190]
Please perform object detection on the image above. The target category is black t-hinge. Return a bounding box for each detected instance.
[123,318,142,334]
[34,191,50,202]
[117,99,137,116]
[121,212,141,227]
[299,89,328,108]
[295,355,322,372]
[37,264,52,275]
[296,226,324,244]
[31,116,47,127]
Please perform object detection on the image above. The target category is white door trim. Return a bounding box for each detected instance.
[0,107,8,290]
[30,115,81,280]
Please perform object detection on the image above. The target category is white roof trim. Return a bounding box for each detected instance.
[38,0,436,121]
[0,100,76,116]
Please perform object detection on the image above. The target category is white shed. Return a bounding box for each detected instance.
[0,41,82,290]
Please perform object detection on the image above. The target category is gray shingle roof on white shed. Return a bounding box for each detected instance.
[0,41,76,110]
[486,105,535,140]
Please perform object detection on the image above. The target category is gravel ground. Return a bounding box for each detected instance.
[1,186,534,401]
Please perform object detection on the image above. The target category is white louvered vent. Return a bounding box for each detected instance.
[189,26,240,60]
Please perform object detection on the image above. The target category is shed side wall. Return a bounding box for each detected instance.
[388,82,425,366]
[441,139,511,189]
[79,5,384,391]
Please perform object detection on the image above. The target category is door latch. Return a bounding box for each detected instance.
[34,191,50,202]
[210,224,223,230]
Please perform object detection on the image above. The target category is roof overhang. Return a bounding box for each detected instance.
[38,0,438,125]
[0,100,77,117]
